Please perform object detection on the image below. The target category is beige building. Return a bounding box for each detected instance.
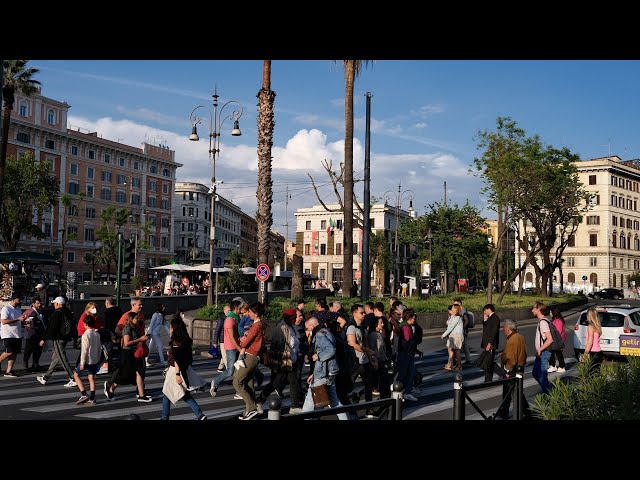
[294,203,413,293]
[5,89,181,280]
[523,155,640,292]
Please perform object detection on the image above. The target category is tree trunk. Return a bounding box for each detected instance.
[291,254,304,300]
[256,60,275,305]
[0,88,14,219]
[343,61,355,298]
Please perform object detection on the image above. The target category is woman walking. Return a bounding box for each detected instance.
[581,307,603,372]
[161,316,207,420]
[441,304,464,371]
[547,307,567,373]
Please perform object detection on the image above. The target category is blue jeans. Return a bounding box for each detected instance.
[214,348,238,388]
[396,351,415,395]
[532,350,552,394]
[302,380,350,420]
[161,392,202,420]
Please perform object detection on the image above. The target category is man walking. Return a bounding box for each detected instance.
[37,297,76,387]
[0,293,28,377]
[210,300,243,397]
[496,319,530,419]
[532,301,553,395]
[480,304,500,382]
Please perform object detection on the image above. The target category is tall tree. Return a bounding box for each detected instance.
[1,60,41,219]
[94,206,129,278]
[0,152,58,250]
[338,60,370,297]
[256,60,275,303]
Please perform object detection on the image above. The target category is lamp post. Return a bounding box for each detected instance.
[384,182,414,296]
[426,228,433,294]
[189,88,243,306]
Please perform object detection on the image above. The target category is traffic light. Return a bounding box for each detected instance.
[122,239,136,272]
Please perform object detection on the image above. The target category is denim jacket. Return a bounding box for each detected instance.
[311,327,338,385]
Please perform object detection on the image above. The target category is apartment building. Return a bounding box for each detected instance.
[4,89,181,279]
[523,155,640,292]
[294,203,414,292]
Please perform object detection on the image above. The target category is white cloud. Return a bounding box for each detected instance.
[415,122,427,129]
[115,105,187,128]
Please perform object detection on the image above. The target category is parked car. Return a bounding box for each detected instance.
[522,287,536,295]
[587,288,624,300]
[573,304,640,357]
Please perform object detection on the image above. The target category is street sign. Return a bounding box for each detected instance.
[215,255,224,267]
[256,263,270,282]
[582,275,588,281]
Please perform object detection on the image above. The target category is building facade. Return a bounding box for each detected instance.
[4,89,181,280]
[240,212,258,261]
[523,155,640,292]
[294,203,413,293]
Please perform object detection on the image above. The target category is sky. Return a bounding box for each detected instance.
[29,60,640,240]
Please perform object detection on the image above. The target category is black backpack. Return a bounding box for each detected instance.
[413,323,423,345]
[539,319,564,352]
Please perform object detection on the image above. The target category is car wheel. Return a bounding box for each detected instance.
[594,294,601,299]
[614,295,623,300]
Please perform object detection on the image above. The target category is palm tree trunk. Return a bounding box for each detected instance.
[0,95,13,221]
[343,61,355,298]
[256,60,275,303]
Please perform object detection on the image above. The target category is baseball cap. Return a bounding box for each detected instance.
[35,283,44,289]
[52,296,66,305]
[283,308,297,320]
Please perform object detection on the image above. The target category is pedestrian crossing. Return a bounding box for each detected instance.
[0,350,577,420]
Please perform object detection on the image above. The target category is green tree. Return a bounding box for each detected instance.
[0,152,58,250]
[55,192,86,277]
[368,231,393,282]
[257,59,275,304]
[1,60,41,218]
[94,206,129,278]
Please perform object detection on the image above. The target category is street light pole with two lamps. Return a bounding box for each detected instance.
[189,88,243,307]
[384,182,414,296]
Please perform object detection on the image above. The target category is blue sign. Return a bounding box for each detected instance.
[215,255,224,267]
[582,275,588,281]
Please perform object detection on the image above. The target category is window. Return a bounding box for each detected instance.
[44,223,51,238]
[67,252,75,263]
[85,207,96,219]
[150,165,158,174]
[100,188,112,201]
[149,180,157,192]
[87,167,94,179]
[590,257,597,267]
[149,215,157,227]
[71,145,78,156]
[613,234,617,248]
[86,185,94,198]
[134,161,139,170]
[335,242,342,255]
[161,199,169,209]
[101,171,112,182]
[88,150,95,160]
[16,132,30,143]
[67,225,77,236]
[67,205,78,216]
[568,257,575,267]
[117,174,126,185]
[620,234,626,249]
[131,194,140,205]
[628,219,633,229]
[589,234,598,247]
[321,220,327,229]
[163,168,170,177]
[589,174,596,185]
[119,157,125,167]
[162,183,169,194]
[70,163,78,176]
[320,244,326,255]
[353,243,358,255]
[45,139,55,149]
[304,244,310,255]
[68,182,79,195]
[612,195,617,207]
[305,221,311,230]
[590,273,598,284]
[568,235,575,247]
[336,219,343,229]
[161,237,168,248]
[587,215,600,225]
[85,228,94,242]
[568,273,575,283]
[590,194,600,206]
[116,191,126,203]
[47,109,55,124]
[19,100,27,116]
[148,197,157,208]
[161,217,170,228]
[613,216,618,226]
[613,257,616,268]
[132,177,141,187]
[370,218,375,228]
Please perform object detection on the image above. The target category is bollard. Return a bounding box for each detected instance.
[267,397,282,420]
[391,381,404,421]
[453,373,465,420]
[514,364,524,421]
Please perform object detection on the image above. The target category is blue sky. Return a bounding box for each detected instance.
[31,60,640,239]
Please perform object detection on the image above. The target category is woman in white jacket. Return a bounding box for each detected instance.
[147,304,170,367]
[441,304,464,371]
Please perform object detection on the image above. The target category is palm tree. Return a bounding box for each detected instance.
[339,60,370,297]
[256,60,275,303]
[1,60,41,218]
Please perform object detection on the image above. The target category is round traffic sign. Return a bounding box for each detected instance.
[256,263,270,282]
[582,275,588,281]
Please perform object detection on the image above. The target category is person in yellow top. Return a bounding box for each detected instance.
[496,319,530,420]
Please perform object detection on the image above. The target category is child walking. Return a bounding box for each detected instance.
[73,315,102,405]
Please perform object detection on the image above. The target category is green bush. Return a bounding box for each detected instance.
[530,355,640,420]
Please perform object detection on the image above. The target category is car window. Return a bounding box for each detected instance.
[629,312,640,326]
[580,312,625,327]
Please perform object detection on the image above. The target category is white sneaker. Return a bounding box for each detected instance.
[256,403,264,415]
[233,393,243,400]
[404,393,418,401]
[36,375,47,385]
[64,379,77,388]
[556,367,566,373]
[547,366,558,373]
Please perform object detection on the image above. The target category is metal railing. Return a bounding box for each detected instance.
[452,366,525,420]
[267,382,405,420]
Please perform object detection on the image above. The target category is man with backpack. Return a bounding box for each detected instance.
[532,301,554,395]
[453,298,474,366]
[37,297,76,387]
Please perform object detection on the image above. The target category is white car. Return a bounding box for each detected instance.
[573,304,640,357]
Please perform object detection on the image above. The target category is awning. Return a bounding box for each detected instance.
[0,251,59,265]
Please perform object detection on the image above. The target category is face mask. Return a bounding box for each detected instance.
[90,307,97,315]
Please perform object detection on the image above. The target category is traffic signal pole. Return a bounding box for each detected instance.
[116,232,123,307]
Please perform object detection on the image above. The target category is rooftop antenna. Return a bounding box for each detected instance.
[601,138,611,156]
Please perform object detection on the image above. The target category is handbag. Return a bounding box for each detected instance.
[208,344,219,358]
[310,383,331,408]
[134,340,149,359]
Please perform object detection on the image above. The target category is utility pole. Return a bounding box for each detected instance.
[361,92,372,301]
[444,181,447,208]
[284,184,290,271]
[115,232,123,307]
